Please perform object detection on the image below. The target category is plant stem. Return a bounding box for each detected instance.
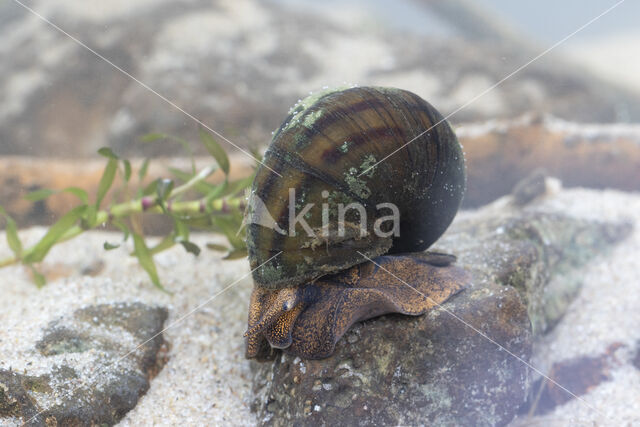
[0,195,246,268]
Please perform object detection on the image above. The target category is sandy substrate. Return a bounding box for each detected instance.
[1,186,639,426]
[0,231,258,425]
[509,188,640,426]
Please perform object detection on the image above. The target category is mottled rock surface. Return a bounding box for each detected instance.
[250,188,631,426]
[0,302,168,426]
[2,0,640,159]
[0,186,638,425]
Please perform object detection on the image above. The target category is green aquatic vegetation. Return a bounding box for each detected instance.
[0,128,255,291]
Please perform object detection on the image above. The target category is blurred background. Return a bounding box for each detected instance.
[2,3,639,425]
[1,0,639,225]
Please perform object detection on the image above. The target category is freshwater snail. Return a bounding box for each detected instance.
[244,86,468,359]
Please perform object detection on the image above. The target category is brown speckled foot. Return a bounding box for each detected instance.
[246,253,470,360]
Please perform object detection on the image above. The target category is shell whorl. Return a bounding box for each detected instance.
[247,86,466,289]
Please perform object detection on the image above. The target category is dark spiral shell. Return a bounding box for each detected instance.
[247,86,466,289]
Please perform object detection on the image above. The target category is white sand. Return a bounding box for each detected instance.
[0,232,258,425]
[1,186,639,426]
[508,187,640,426]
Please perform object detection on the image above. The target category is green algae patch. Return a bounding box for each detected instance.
[359,154,377,178]
[339,141,351,153]
[282,86,352,134]
[259,263,285,285]
[342,154,377,200]
[303,109,324,130]
[344,167,371,200]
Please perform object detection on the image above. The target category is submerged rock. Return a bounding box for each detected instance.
[3,0,639,161]
[250,196,631,426]
[518,342,624,416]
[0,302,168,426]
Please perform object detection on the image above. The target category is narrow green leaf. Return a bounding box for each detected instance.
[156,179,174,202]
[97,147,118,159]
[103,242,120,250]
[174,219,189,241]
[203,182,228,210]
[138,158,150,181]
[82,204,97,229]
[168,167,217,196]
[0,208,22,258]
[172,216,197,256]
[25,187,89,205]
[6,218,21,257]
[96,158,118,208]
[111,219,130,241]
[211,216,245,250]
[175,165,218,201]
[132,233,167,292]
[62,187,89,204]
[221,175,254,197]
[168,167,192,183]
[139,132,168,142]
[149,234,175,255]
[23,205,87,264]
[123,159,132,182]
[224,248,247,260]
[24,188,55,202]
[206,243,229,252]
[29,265,46,288]
[142,179,159,196]
[178,240,201,256]
[199,128,229,175]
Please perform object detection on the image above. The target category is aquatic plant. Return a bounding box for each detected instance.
[0,129,253,291]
